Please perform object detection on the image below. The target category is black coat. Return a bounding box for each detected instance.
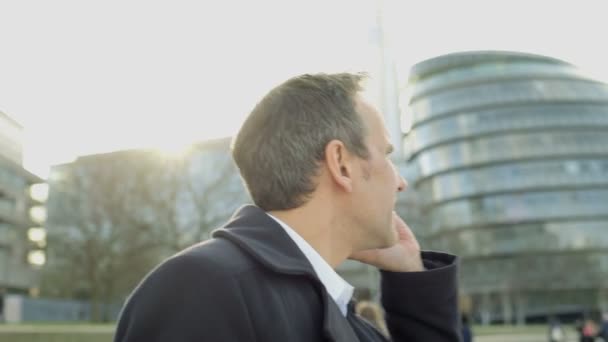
[114,205,461,341]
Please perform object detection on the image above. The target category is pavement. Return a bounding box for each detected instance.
[478,332,579,342]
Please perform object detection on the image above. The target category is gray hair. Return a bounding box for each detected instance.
[232,72,370,211]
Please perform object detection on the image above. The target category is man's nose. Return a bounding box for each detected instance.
[397,176,408,192]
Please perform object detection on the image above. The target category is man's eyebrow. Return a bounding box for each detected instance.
[386,144,394,154]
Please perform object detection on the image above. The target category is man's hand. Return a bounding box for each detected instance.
[349,212,424,272]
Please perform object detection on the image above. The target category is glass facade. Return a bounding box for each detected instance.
[405,51,608,323]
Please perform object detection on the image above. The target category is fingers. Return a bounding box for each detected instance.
[392,211,409,231]
[392,211,418,242]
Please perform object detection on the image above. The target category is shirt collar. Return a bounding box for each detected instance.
[267,213,354,316]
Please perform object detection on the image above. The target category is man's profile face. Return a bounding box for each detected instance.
[349,95,406,249]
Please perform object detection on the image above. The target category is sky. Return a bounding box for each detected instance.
[1,0,607,178]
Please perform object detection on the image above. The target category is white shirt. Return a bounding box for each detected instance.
[267,213,354,316]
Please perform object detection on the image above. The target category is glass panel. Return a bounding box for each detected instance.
[428,189,608,233]
[410,104,608,153]
[417,158,608,204]
[416,131,608,176]
[410,79,608,124]
[410,62,589,100]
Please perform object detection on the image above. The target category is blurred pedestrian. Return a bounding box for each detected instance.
[548,316,564,342]
[0,288,5,323]
[580,318,597,342]
[597,312,608,341]
[461,314,473,342]
[356,300,389,337]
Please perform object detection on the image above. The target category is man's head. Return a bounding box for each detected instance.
[232,73,369,210]
[232,72,406,249]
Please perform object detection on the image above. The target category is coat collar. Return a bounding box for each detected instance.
[212,205,360,342]
[212,204,315,276]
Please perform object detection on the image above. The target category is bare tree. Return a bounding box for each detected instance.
[176,145,246,249]
[130,141,247,253]
[43,151,168,321]
[42,140,248,321]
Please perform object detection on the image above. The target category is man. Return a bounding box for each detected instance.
[114,73,460,341]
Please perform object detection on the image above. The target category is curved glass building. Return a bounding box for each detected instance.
[404,51,608,323]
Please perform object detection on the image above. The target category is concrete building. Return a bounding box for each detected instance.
[0,111,44,294]
[404,51,608,323]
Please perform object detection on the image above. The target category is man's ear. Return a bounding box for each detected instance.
[324,140,354,192]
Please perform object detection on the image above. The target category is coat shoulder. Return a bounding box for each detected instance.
[157,237,257,282]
